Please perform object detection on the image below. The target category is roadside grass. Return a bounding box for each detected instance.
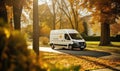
[86,41,120,46]
[86,41,120,54]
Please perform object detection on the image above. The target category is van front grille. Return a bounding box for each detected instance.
[79,42,85,46]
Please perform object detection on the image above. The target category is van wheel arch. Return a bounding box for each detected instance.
[50,43,55,49]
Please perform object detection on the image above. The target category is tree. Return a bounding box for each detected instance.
[0,0,8,23]
[51,0,57,29]
[83,0,120,46]
[58,0,74,29]
[12,0,24,30]
[38,4,53,29]
[53,0,63,29]
[5,0,31,30]
[57,0,83,31]
[69,0,80,30]
[33,0,39,55]
[50,0,65,29]
[6,0,25,30]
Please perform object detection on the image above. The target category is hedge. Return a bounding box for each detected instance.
[83,36,120,42]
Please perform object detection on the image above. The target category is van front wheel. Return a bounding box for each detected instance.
[80,48,84,51]
[51,44,55,49]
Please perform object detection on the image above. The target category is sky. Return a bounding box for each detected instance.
[38,0,91,17]
[38,0,51,5]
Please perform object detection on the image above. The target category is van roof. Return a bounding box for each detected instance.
[50,29,78,34]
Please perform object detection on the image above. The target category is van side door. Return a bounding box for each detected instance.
[64,34,72,45]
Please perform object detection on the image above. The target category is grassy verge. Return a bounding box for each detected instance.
[86,41,120,46]
[86,41,120,54]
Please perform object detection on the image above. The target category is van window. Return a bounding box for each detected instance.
[69,33,82,40]
[65,34,70,40]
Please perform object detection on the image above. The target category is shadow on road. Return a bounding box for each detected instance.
[55,48,111,57]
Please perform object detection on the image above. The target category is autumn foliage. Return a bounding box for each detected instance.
[0,21,45,71]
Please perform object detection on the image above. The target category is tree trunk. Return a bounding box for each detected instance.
[0,0,8,23]
[73,7,78,31]
[33,0,39,55]
[99,23,111,46]
[59,0,75,29]
[83,22,88,36]
[13,0,23,30]
[0,1,8,71]
[52,0,56,30]
[59,15,62,29]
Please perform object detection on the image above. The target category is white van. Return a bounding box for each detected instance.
[49,29,86,50]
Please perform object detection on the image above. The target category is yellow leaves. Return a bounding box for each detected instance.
[78,22,84,33]
[1,50,8,59]
[68,0,74,4]
[40,23,51,36]
[4,28,10,38]
[8,30,27,52]
[85,0,116,22]
[0,28,45,71]
[6,5,13,23]
[40,52,120,71]
[89,17,101,36]
[41,52,81,70]
[40,37,49,45]
[8,64,16,71]
[110,23,120,35]
[42,63,49,69]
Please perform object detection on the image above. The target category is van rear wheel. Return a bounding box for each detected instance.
[51,44,55,49]
[68,45,73,50]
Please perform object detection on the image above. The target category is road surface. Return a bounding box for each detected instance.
[28,45,112,58]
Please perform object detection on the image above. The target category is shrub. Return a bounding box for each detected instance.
[0,28,7,58]
[40,37,49,45]
[0,30,46,71]
[7,31,28,55]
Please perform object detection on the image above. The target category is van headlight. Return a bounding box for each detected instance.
[79,42,86,46]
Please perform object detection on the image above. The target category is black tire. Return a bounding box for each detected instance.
[51,44,55,49]
[68,45,73,50]
[80,48,84,51]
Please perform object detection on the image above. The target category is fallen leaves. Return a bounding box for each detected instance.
[40,52,120,71]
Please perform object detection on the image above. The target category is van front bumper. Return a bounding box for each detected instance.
[72,42,86,48]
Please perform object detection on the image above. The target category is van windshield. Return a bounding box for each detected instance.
[69,33,83,40]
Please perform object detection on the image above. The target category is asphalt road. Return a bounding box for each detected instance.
[28,46,112,58]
